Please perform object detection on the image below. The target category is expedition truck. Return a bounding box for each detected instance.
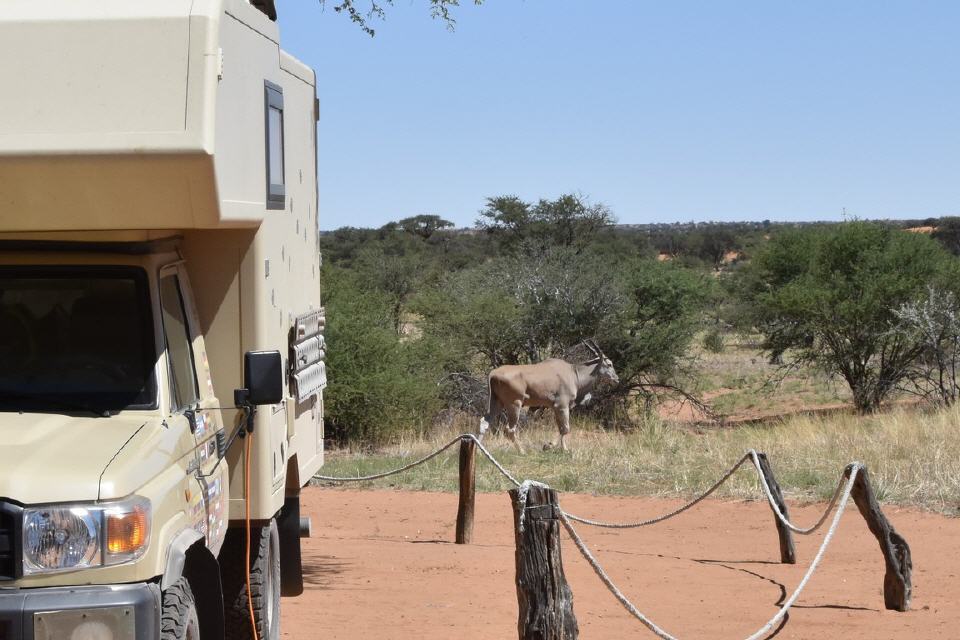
[0,1,326,638]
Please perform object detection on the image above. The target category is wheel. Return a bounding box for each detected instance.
[160,578,201,640]
[221,520,281,639]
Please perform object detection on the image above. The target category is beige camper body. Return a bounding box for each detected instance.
[0,1,324,638]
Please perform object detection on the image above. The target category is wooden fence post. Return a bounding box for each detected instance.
[754,452,797,564]
[455,436,476,544]
[510,484,578,640]
[846,464,913,611]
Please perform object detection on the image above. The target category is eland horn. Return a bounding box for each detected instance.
[584,339,602,358]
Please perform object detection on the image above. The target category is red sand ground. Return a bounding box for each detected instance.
[283,487,959,639]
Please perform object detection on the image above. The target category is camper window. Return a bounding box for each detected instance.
[265,81,285,210]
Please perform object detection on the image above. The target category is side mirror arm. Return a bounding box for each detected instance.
[233,388,256,436]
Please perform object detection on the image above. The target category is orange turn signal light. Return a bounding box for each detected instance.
[106,506,148,555]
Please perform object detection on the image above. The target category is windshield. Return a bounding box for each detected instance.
[0,266,158,412]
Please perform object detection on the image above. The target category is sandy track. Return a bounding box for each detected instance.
[282,487,958,639]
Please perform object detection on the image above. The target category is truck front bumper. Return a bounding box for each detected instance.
[0,582,160,640]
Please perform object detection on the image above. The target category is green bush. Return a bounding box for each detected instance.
[744,221,960,412]
[414,245,628,367]
[601,260,715,390]
[321,265,442,444]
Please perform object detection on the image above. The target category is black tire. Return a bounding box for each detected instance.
[221,520,281,639]
[160,578,201,640]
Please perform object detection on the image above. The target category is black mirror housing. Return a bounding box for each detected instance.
[242,350,284,406]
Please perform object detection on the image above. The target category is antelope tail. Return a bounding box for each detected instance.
[479,375,495,437]
[486,374,495,416]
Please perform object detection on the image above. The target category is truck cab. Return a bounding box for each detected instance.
[0,1,325,638]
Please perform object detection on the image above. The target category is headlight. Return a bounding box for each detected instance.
[23,497,150,575]
[23,508,100,573]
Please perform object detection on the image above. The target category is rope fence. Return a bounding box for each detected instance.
[561,453,754,529]
[314,434,837,536]
[313,433,522,487]
[557,465,861,640]
[562,451,848,535]
[312,432,914,638]
[749,450,848,536]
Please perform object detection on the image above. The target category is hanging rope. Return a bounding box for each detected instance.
[748,451,848,535]
[563,454,752,528]
[563,450,847,536]
[313,434,522,487]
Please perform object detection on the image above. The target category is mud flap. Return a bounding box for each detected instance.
[277,495,304,596]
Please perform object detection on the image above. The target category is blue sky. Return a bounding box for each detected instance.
[278,1,959,230]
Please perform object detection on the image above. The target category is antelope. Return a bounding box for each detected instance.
[478,340,618,452]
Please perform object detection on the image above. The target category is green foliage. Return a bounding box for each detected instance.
[477,193,616,253]
[318,226,382,267]
[475,196,534,250]
[648,222,761,265]
[352,235,433,334]
[532,194,616,250]
[745,221,960,412]
[321,265,441,444]
[608,261,716,385]
[394,214,455,239]
[415,265,526,368]
[416,245,629,367]
[688,227,741,270]
[932,217,960,256]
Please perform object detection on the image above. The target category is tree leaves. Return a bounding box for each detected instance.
[476,193,616,254]
[745,221,960,412]
[321,0,484,36]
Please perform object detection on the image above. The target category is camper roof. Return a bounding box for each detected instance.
[0,0,312,232]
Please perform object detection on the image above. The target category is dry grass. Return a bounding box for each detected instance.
[315,407,960,515]
[686,333,849,420]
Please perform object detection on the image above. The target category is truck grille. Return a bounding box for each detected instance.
[0,502,22,581]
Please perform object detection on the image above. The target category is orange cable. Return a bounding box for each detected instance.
[245,429,259,640]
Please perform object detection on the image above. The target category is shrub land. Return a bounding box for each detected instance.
[318,202,960,511]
